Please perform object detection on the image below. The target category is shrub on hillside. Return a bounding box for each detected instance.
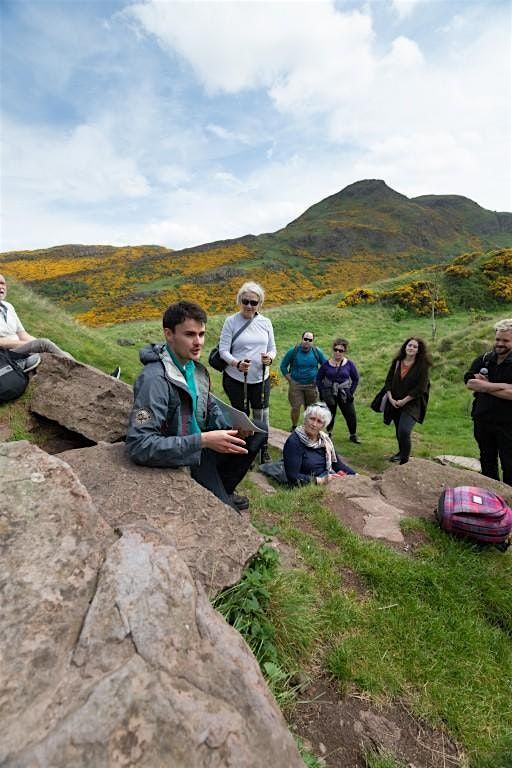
[337,287,377,309]
[380,281,449,316]
[444,264,473,279]
[479,249,512,277]
[488,277,512,303]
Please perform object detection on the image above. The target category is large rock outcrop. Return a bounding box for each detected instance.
[29,355,132,442]
[60,441,264,592]
[1,441,303,767]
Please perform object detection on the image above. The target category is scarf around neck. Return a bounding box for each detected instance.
[295,426,337,474]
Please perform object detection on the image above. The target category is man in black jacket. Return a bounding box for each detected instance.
[464,319,512,486]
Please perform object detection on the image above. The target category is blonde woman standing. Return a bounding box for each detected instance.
[219,281,276,463]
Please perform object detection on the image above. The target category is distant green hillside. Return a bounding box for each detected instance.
[1,179,510,324]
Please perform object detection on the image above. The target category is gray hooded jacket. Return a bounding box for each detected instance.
[126,343,229,468]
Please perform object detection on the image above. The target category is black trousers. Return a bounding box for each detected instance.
[474,419,512,486]
[322,392,357,436]
[191,432,266,505]
[222,372,270,411]
[390,410,417,462]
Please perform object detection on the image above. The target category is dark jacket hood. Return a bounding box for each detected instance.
[139,343,165,365]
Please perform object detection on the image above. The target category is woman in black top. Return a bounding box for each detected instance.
[384,337,432,464]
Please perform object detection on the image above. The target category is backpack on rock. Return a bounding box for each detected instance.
[436,486,512,550]
[0,349,29,403]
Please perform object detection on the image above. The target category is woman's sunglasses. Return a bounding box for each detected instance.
[241,298,259,306]
[333,347,345,352]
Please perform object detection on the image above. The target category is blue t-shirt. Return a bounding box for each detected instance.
[280,345,327,384]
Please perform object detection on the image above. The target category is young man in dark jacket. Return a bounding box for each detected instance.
[464,319,512,486]
[126,300,265,511]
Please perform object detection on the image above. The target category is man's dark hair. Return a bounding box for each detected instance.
[163,301,207,331]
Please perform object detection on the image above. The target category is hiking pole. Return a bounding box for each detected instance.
[243,370,250,415]
[259,360,270,463]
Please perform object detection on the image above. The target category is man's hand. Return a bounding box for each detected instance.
[201,429,248,454]
[0,335,23,349]
[466,379,492,392]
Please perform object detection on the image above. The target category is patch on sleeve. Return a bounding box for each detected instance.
[133,407,153,425]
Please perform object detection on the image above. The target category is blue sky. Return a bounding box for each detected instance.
[1,0,510,252]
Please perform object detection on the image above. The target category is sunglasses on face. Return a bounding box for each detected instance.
[241,298,259,307]
[303,337,314,342]
[333,347,345,352]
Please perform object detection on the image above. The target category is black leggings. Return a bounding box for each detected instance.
[322,392,357,436]
[222,372,270,432]
[391,410,417,461]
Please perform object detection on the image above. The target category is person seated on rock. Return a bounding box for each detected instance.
[0,273,73,372]
[126,300,266,512]
[283,402,356,486]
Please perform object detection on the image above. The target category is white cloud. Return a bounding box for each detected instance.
[206,123,251,144]
[3,120,150,205]
[389,0,422,19]
[128,0,374,97]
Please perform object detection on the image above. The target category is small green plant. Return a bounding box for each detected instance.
[294,736,325,768]
[364,746,406,768]
[391,304,407,322]
[212,544,280,666]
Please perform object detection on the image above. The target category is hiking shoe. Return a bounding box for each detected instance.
[110,366,121,379]
[260,446,272,464]
[349,434,361,444]
[20,353,41,373]
[228,494,250,511]
[389,453,401,462]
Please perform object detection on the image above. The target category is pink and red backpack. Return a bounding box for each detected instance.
[436,486,512,550]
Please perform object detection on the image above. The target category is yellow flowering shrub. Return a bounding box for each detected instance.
[380,281,449,316]
[488,277,512,302]
[480,249,512,276]
[269,369,280,388]
[337,287,377,308]
[444,264,473,279]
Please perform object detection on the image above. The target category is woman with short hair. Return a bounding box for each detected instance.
[384,336,432,464]
[219,281,276,463]
[283,402,355,486]
[316,337,361,443]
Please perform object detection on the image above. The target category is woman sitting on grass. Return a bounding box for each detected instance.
[283,402,356,486]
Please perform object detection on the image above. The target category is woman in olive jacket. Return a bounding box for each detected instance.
[384,336,432,464]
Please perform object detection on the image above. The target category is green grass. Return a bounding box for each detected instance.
[246,484,512,768]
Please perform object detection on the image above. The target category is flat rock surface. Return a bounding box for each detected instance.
[60,441,264,593]
[30,355,132,443]
[1,441,302,768]
[435,454,481,472]
[325,459,512,545]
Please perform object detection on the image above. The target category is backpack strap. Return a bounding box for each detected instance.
[289,345,321,369]
[230,316,254,352]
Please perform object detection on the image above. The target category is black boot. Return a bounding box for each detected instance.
[260,445,271,464]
